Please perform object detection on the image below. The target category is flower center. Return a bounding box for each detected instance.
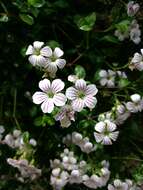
[50,55,57,62]
[47,91,54,98]
[34,49,41,56]
[77,90,85,99]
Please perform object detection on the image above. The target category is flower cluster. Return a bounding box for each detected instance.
[115,20,141,44]
[7,158,41,182]
[127,1,140,17]
[2,129,37,149]
[98,69,127,88]
[129,48,143,71]
[26,41,66,77]
[108,179,138,190]
[50,148,110,190]
[63,132,96,154]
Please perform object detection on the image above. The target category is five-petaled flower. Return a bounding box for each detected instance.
[66,79,98,112]
[94,120,119,145]
[26,41,52,67]
[45,47,66,75]
[32,79,67,113]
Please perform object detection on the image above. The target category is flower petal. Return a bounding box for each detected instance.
[51,79,65,93]
[94,132,104,143]
[40,46,52,57]
[84,96,97,109]
[55,59,66,69]
[100,78,107,86]
[32,92,47,104]
[102,136,112,145]
[39,79,51,92]
[66,87,78,100]
[28,55,46,67]
[109,131,119,141]
[99,70,107,77]
[132,53,142,63]
[26,45,34,55]
[54,47,64,58]
[95,121,105,132]
[41,99,54,113]
[53,93,67,106]
[46,61,58,74]
[75,79,86,90]
[33,41,44,49]
[85,85,98,96]
[72,98,84,112]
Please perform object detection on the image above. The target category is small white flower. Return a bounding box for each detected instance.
[66,79,98,112]
[127,1,140,17]
[114,30,129,41]
[126,94,143,113]
[129,49,143,71]
[94,120,119,145]
[69,169,82,184]
[68,75,79,83]
[26,41,52,67]
[32,79,67,113]
[108,179,129,190]
[55,105,75,128]
[130,20,141,44]
[99,70,116,88]
[29,138,37,146]
[45,47,66,75]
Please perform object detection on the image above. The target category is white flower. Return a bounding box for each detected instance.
[94,120,119,145]
[99,70,116,88]
[108,179,129,190]
[130,20,141,44]
[7,158,41,180]
[127,1,140,17]
[114,30,129,41]
[26,41,52,67]
[69,169,82,184]
[45,47,66,75]
[126,94,143,113]
[68,75,79,83]
[0,125,5,134]
[29,138,37,146]
[32,79,67,113]
[129,49,143,71]
[66,79,98,112]
[55,105,75,128]
[115,104,131,125]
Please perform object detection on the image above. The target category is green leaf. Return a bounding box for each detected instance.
[27,0,45,8]
[101,35,120,44]
[74,65,86,78]
[34,116,42,127]
[19,14,34,25]
[118,79,130,88]
[0,15,8,22]
[115,20,130,32]
[76,12,96,31]
[22,132,30,143]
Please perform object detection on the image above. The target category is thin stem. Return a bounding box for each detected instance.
[13,88,21,129]
[0,1,8,14]
[112,157,143,162]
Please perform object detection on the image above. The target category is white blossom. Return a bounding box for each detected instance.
[127,1,140,17]
[129,49,143,71]
[94,120,119,145]
[129,20,141,44]
[114,30,129,41]
[45,47,66,75]
[55,105,75,128]
[26,41,52,67]
[108,179,136,190]
[99,70,116,88]
[126,94,143,113]
[68,75,79,83]
[66,79,98,112]
[7,158,41,180]
[32,79,67,113]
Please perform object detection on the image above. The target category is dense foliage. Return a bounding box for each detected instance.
[0,0,143,189]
